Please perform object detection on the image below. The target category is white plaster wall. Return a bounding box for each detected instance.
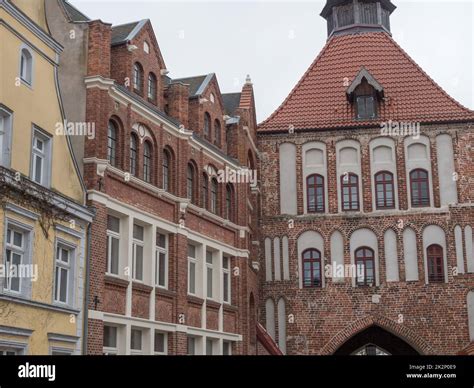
[279,143,297,215]
[302,141,328,214]
[436,134,457,206]
[336,140,363,213]
[265,298,276,340]
[264,237,272,281]
[282,236,290,280]
[465,226,474,273]
[273,237,281,281]
[277,298,286,354]
[330,230,345,283]
[455,225,465,274]
[403,227,419,281]
[384,229,399,282]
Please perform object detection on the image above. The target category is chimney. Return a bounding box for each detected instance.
[87,20,112,77]
[166,82,190,129]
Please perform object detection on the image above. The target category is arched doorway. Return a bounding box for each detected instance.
[334,325,420,355]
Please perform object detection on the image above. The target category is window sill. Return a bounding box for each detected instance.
[206,299,221,309]
[104,274,129,288]
[187,295,204,306]
[155,287,176,298]
[222,303,238,312]
[132,281,153,293]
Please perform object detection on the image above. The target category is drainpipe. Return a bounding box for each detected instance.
[82,221,92,355]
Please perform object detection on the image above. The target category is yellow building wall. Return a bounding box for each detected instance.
[0,8,84,203]
[10,0,49,32]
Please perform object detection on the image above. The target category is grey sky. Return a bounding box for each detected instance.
[69,0,474,122]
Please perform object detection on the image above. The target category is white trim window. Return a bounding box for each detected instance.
[155,231,168,289]
[188,245,197,295]
[54,244,72,304]
[130,328,143,355]
[20,47,33,85]
[187,336,196,355]
[206,251,214,299]
[30,128,51,187]
[0,348,19,355]
[205,338,217,355]
[222,256,231,304]
[223,341,232,355]
[103,325,118,355]
[132,224,144,282]
[106,215,120,276]
[0,107,12,167]
[4,227,25,293]
[154,331,168,355]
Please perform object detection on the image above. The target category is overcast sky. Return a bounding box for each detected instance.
[69,0,474,122]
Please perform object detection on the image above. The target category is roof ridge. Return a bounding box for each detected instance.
[111,19,146,29]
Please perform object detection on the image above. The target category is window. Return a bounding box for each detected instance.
[206,338,216,355]
[162,149,171,191]
[54,244,72,304]
[103,325,118,355]
[4,227,25,293]
[155,231,168,288]
[202,173,209,209]
[130,134,138,176]
[106,215,120,275]
[356,95,376,119]
[225,184,233,221]
[188,244,197,295]
[187,336,196,355]
[154,331,167,355]
[223,341,231,355]
[132,224,144,281]
[355,247,375,286]
[375,171,395,209]
[0,107,12,167]
[130,328,142,354]
[341,173,359,211]
[31,129,51,186]
[148,73,157,101]
[204,113,211,139]
[427,244,444,283]
[143,41,150,54]
[133,62,143,92]
[20,47,33,85]
[206,251,214,299]
[302,249,322,288]
[410,169,430,207]
[307,174,325,213]
[222,256,231,304]
[0,348,19,356]
[214,120,221,146]
[107,121,118,167]
[186,163,195,202]
[143,141,152,183]
[210,178,218,214]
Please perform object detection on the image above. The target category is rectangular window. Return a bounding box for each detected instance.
[0,108,12,167]
[30,128,51,186]
[223,341,231,356]
[4,226,25,293]
[106,215,120,275]
[54,244,72,304]
[0,348,20,356]
[130,329,142,353]
[206,338,215,355]
[187,336,196,355]
[155,232,168,288]
[356,96,376,120]
[154,331,167,355]
[206,251,213,299]
[103,325,118,355]
[132,224,144,281]
[222,256,231,304]
[188,244,197,295]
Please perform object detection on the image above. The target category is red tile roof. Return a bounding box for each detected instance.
[258,32,474,132]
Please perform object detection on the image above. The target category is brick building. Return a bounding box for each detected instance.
[258,0,474,355]
[45,0,277,355]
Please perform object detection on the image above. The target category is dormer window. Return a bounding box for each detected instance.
[346,67,384,121]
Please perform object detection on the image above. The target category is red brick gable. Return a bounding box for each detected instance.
[258,32,474,132]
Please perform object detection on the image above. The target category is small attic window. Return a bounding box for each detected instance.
[356,95,376,120]
[143,41,150,54]
[210,93,215,104]
[346,67,384,121]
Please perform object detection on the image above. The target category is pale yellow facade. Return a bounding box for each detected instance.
[0,0,91,355]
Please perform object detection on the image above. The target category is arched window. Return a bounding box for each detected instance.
[143,141,152,183]
[202,173,209,209]
[341,173,359,211]
[107,120,118,166]
[427,244,444,283]
[204,113,211,140]
[210,178,218,214]
[214,120,221,146]
[226,184,233,221]
[355,247,375,286]
[162,149,171,191]
[375,171,395,209]
[133,62,143,92]
[410,169,430,207]
[148,72,157,101]
[20,47,33,85]
[186,163,195,202]
[130,134,138,176]
[307,174,324,213]
[302,249,322,288]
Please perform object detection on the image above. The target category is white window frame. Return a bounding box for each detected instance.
[222,256,231,304]
[0,106,13,167]
[154,331,168,355]
[188,245,197,296]
[205,337,218,355]
[103,324,118,355]
[106,215,121,276]
[206,251,214,300]
[19,45,34,87]
[54,241,75,307]
[187,336,196,355]
[223,340,232,355]
[130,328,143,355]
[155,232,168,289]
[30,127,52,187]
[132,224,144,282]
[4,226,26,294]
